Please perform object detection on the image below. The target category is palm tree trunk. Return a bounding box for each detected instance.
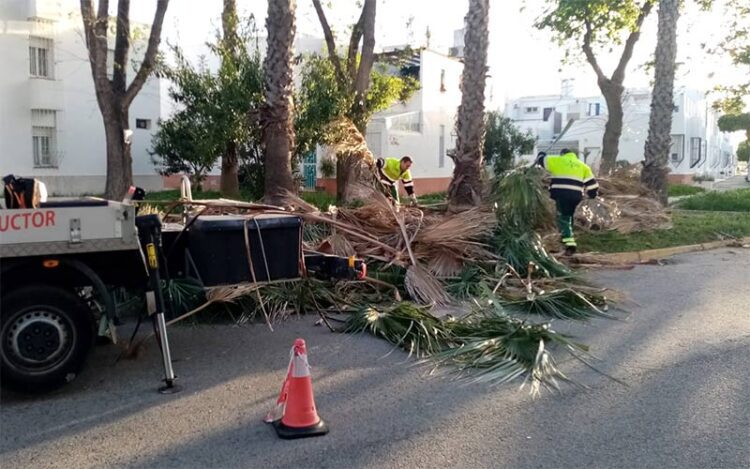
[448,0,490,210]
[642,0,680,205]
[262,0,297,205]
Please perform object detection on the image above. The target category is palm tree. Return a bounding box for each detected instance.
[641,0,680,204]
[448,0,490,210]
[262,0,297,205]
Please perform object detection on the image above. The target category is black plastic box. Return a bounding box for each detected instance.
[187,215,302,286]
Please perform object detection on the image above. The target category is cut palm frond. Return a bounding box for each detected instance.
[498,288,617,321]
[436,302,589,394]
[494,229,573,278]
[342,303,452,358]
[493,167,555,231]
[162,277,205,317]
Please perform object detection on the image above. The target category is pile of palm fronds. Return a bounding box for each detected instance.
[342,300,606,395]
[576,164,672,234]
[284,187,497,305]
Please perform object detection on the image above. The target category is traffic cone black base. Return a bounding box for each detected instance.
[273,418,329,440]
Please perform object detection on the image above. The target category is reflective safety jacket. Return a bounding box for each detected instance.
[537,152,598,199]
[376,157,415,195]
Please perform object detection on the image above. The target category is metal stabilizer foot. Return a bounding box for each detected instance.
[159,381,182,394]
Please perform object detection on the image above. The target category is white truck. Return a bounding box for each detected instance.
[0,192,364,394]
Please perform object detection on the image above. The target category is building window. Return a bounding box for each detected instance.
[29,37,53,78]
[542,107,554,121]
[439,125,446,168]
[670,134,684,164]
[524,107,539,114]
[690,137,702,167]
[31,110,57,167]
[136,118,152,130]
[440,69,446,92]
[587,103,601,116]
[390,112,421,133]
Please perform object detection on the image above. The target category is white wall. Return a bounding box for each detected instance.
[0,0,163,195]
[366,50,462,180]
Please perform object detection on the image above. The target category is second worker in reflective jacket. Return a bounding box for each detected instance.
[535,149,599,255]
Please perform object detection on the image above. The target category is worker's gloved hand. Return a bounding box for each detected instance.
[408,194,418,206]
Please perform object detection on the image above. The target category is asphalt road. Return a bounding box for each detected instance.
[1,248,749,469]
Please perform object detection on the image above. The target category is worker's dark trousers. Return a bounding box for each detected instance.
[553,194,581,247]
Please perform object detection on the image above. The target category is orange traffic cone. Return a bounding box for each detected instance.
[265,338,329,439]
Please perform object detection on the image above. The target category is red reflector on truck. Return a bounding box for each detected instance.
[42,259,60,268]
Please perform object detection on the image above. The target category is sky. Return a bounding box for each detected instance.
[129,0,744,111]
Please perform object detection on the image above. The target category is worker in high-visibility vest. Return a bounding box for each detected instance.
[535,149,599,255]
[375,156,417,206]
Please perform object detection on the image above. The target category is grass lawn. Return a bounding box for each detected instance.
[667,184,706,197]
[676,188,750,212]
[578,211,750,253]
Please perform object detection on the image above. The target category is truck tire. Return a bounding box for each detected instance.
[1,285,95,393]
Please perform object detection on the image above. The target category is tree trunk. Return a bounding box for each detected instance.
[221,142,240,198]
[598,80,625,175]
[642,0,680,205]
[581,3,652,177]
[80,0,169,200]
[448,0,489,210]
[220,0,240,198]
[103,105,133,200]
[262,0,297,206]
[312,0,377,203]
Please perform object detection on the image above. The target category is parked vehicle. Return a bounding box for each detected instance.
[1,183,364,393]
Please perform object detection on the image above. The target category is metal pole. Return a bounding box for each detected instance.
[139,214,181,394]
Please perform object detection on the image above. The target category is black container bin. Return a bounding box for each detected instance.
[187,215,301,286]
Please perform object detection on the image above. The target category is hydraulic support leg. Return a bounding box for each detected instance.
[137,214,181,394]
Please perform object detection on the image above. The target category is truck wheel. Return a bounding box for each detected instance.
[1,285,95,393]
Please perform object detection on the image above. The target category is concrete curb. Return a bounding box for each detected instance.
[577,236,750,264]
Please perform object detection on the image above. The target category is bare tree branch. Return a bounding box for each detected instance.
[353,0,376,98]
[311,0,346,86]
[123,0,169,107]
[582,19,606,81]
[80,0,109,84]
[612,1,653,83]
[113,0,130,94]
[347,8,366,84]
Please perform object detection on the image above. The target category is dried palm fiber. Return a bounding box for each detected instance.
[323,119,380,201]
[575,196,671,233]
[572,163,671,234]
[374,187,451,306]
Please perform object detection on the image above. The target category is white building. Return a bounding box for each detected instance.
[0,0,164,195]
[506,85,736,182]
[315,48,464,195]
